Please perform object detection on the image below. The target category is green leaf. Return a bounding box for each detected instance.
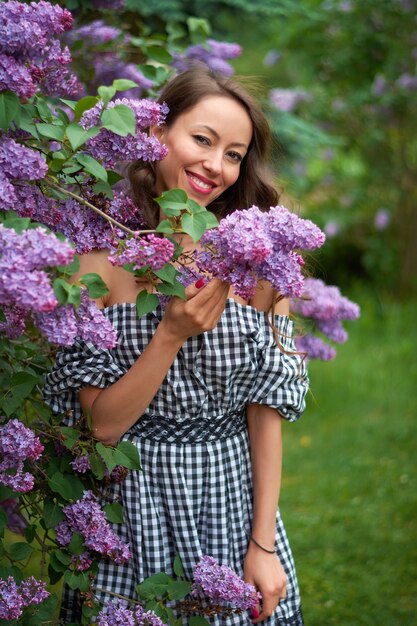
[167,579,192,600]
[9,542,34,561]
[0,508,7,537]
[43,501,65,529]
[155,219,174,234]
[157,281,186,299]
[75,153,108,182]
[136,572,171,600]
[48,471,85,501]
[136,290,160,318]
[68,531,85,555]
[98,85,116,106]
[114,440,142,470]
[181,212,209,242]
[23,594,58,624]
[187,17,211,44]
[49,551,69,574]
[0,92,21,130]
[189,617,212,626]
[60,99,77,111]
[74,96,99,121]
[93,180,114,198]
[154,263,177,284]
[173,553,184,578]
[53,278,81,306]
[66,123,100,150]
[17,106,39,139]
[103,501,124,524]
[145,45,173,64]
[36,97,54,121]
[155,189,188,216]
[1,373,40,416]
[36,123,65,141]
[101,105,136,137]
[24,524,36,543]
[59,426,80,449]
[79,272,109,299]
[89,452,106,480]
[64,569,90,591]
[112,79,139,91]
[95,442,117,474]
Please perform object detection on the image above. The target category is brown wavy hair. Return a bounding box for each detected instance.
[128,65,279,228]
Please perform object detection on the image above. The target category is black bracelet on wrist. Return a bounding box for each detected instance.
[249,535,276,554]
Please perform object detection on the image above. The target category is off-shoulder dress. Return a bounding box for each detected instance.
[43,299,309,626]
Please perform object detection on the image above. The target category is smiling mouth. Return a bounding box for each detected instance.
[186,171,217,192]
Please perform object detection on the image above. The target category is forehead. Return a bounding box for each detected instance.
[173,95,253,145]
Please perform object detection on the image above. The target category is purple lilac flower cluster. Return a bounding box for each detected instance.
[97,599,169,626]
[291,278,360,360]
[0,136,47,209]
[55,490,130,564]
[0,0,79,98]
[80,98,169,169]
[192,555,260,611]
[34,288,117,349]
[0,576,49,620]
[0,223,73,313]
[0,419,44,493]
[198,205,325,300]
[269,88,310,112]
[172,39,242,77]
[108,233,174,271]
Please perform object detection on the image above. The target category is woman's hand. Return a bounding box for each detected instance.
[160,277,229,343]
[244,542,287,623]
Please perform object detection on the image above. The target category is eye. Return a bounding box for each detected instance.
[227,151,243,163]
[194,135,210,146]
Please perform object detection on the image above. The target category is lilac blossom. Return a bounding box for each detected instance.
[108,233,175,271]
[291,278,360,360]
[0,576,48,621]
[295,333,337,361]
[97,599,169,626]
[0,224,74,314]
[66,19,122,45]
[0,306,26,338]
[172,39,242,77]
[0,419,44,493]
[192,555,260,611]
[374,208,390,230]
[34,288,117,349]
[270,88,310,112]
[0,137,47,182]
[324,220,340,237]
[0,1,79,98]
[70,455,91,474]
[80,98,168,169]
[71,552,93,571]
[263,49,281,67]
[198,205,325,299]
[55,490,130,564]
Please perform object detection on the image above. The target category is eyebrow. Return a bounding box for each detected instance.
[196,125,249,149]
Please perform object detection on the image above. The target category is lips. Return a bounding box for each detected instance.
[186,170,218,195]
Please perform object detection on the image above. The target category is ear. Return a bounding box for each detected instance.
[150,124,165,140]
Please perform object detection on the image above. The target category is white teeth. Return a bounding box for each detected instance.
[188,174,212,190]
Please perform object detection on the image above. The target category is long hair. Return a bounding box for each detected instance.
[128,65,279,228]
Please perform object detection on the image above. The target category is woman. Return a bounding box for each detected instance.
[44,66,308,626]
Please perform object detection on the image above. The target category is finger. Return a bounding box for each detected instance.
[185,277,229,305]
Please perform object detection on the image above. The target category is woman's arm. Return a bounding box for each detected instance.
[73,251,229,445]
[244,403,287,622]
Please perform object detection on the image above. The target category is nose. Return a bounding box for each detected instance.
[203,150,222,176]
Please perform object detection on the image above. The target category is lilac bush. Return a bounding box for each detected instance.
[172,38,242,76]
[0,418,44,493]
[97,600,169,626]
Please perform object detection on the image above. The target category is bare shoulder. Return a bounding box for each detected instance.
[249,280,290,315]
[70,249,117,308]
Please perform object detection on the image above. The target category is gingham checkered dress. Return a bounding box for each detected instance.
[43,299,308,626]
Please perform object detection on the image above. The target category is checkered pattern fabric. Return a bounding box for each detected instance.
[44,300,308,626]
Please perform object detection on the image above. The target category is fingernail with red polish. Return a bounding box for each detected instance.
[195,278,205,288]
[252,608,260,619]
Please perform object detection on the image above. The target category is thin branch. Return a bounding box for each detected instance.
[45,179,157,237]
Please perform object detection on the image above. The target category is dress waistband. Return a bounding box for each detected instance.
[128,410,246,443]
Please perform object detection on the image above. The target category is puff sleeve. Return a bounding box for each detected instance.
[43,338,126,425]
[249,314,309,422]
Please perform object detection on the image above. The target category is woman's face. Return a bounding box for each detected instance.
[153,95,253,208]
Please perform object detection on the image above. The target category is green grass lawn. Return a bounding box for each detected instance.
[282,290,417,625]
